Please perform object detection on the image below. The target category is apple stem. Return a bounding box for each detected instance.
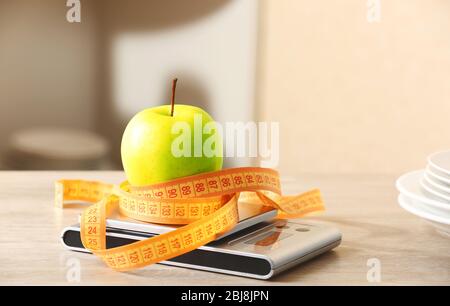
[171,78,178,117]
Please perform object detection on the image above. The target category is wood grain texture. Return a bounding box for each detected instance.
[0,171,449,285]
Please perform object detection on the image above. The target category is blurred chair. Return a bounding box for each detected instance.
[3,127,110,170]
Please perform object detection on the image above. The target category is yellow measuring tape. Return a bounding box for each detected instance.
[55,167,325,272]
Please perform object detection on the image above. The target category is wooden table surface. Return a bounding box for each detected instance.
[0,171,449,285]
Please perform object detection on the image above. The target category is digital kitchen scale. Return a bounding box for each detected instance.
[61,202,341,279]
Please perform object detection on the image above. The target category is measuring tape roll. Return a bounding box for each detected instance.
[56,167,325,272]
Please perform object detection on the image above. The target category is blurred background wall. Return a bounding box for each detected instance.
[0,0,99,166]
[0,0,258,169]
[0,0,449,174]
[258,0,450,175]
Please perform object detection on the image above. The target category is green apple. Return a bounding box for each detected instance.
[121,103,223,187]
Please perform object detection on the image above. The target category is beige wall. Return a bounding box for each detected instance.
[2,0,450,174]
[258,0,450,175]
[0,0,98,155]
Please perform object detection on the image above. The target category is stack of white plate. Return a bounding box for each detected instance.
[396,151,450,237]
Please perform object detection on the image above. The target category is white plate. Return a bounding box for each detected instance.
[398,194,450,237]
[420,178,450,203]
[401,187,450,219]
[423,171,450,195]
[396,170,450,211]
[428,150,450,176]
[426,165,450,186]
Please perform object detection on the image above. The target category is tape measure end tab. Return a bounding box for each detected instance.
[54,181,65,209]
